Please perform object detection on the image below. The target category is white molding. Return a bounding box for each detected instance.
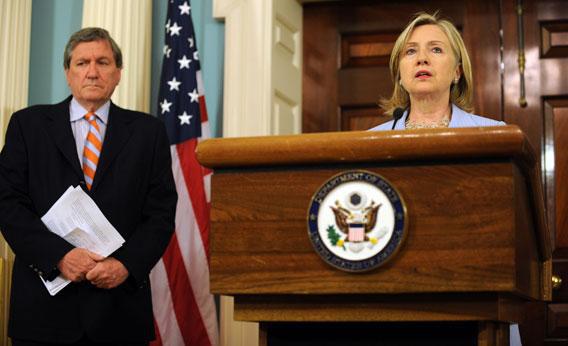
[272,0,302,134]
[213,0,303,344]
[215,0,302,138]
[212,0,241,19]
[82,0,152,113]
[215,0,272,137]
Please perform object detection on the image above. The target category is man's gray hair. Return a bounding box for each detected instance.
[63,27,123,69]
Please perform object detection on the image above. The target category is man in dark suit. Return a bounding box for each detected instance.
[0,27,177,345]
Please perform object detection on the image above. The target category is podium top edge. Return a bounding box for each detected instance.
[196,125,534,169]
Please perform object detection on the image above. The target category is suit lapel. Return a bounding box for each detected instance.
[45,97,84,179]
[92,103,132,190]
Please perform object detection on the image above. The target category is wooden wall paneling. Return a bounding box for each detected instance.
[462,0,503,120]
[545,98,568,255]
[303,4,339,133]
[501,0,540,157]
[541,20,568,58]
[547,304,568,337]
[340,106,383,131]
[502,0,568,343]
[340,32,397,68]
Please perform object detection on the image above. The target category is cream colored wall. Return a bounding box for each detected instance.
[82,0,152,113]
[0,1,32,345]
[212,0,303,345]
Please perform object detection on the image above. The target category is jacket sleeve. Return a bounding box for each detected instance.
[0,112,74,280]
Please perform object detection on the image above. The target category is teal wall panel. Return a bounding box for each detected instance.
[29,0,83,105]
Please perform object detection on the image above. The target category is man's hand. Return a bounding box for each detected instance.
[86,257,129,289]
[57,248,104,282]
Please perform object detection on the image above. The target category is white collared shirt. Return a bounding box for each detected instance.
[69,98,109,165]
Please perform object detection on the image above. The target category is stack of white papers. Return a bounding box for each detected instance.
[40,186,125,295]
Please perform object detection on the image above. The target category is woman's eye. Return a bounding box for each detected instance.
[405,48,416,55]
[432,47,442,53]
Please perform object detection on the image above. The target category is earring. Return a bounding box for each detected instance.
[453,78,459,84]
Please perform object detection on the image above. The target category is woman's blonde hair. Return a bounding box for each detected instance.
[380,12,474,115]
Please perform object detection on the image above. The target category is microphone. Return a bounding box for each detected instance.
[391,108,405,130]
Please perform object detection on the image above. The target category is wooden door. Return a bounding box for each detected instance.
[501,0,568,344]
[302,0,502,132]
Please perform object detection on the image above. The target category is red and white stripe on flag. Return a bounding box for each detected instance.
[150,1,218,345]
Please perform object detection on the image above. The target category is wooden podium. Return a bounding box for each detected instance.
[197,126,551,346]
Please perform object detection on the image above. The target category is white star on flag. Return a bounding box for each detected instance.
[179,1,190,15]
[167,77,181,91]
[178,111,192,125]
[188,37,194,48]
[160,99,172,114]
[193,51,199,61]
[177,55,192,69]
[163,45,172,58]
[169,22,182,36]
[188,89,198,103]
[165,19,171,34]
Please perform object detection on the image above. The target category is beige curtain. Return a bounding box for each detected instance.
[0,0,32,344]
[82,0,153,113]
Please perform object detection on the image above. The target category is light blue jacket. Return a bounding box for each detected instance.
[369,104,505,131]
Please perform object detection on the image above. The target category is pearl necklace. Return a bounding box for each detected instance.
[405,117,450,129]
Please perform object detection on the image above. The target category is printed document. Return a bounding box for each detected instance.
[40,186,125,295]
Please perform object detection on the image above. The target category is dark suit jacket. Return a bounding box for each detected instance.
[0,97,177,343]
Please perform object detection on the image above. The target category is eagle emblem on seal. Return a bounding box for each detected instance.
[328,191,386,253]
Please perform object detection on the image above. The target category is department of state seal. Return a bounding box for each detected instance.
[307,170,407,272]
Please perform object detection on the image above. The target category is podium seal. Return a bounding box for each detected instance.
[307,170,407,272]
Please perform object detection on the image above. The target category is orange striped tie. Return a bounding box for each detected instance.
[82,113,102,190]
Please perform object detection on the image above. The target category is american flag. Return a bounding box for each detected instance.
[150,1,218,345]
